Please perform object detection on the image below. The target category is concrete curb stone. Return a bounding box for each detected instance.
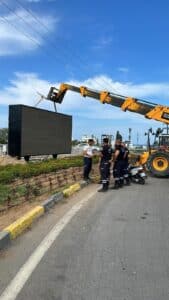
[80,181,88,188]
[0,231,11,251]
[42,192,64,212]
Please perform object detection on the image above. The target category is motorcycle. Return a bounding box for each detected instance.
[128,165,147,184]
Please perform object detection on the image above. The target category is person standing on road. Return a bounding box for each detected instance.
[98,138,113,192]
[83,139,94,182]
[121,142,130,185]
[111,139,124,189]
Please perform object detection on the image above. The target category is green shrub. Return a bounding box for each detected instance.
[0,156,99,185]
[15,185,27,197]
[0,185,11,204]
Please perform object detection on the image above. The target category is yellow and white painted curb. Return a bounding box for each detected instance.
[4,206,44,240]
[63,183,81,197]
[0,180,88,250]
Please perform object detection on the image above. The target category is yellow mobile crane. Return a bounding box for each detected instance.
[46,83,169,177]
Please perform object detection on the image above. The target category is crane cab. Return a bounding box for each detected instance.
[159,134,169,147]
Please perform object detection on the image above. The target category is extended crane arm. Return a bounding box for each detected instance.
[47,83,169,124]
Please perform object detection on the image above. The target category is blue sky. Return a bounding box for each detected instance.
[0,0,169,143]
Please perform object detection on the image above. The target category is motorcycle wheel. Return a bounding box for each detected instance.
[139,177,145,185]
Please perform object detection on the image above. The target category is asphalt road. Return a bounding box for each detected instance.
[0,177,169,300]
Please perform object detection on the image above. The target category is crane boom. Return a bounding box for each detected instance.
[47,83,169,124]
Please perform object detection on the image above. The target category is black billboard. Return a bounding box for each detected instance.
[8,105,72,157]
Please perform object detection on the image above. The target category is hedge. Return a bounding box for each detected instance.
[0,156,99,185]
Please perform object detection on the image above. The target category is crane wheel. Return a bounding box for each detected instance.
[147,151,169,177]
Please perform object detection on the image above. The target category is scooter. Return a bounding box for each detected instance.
[128,165,147,184]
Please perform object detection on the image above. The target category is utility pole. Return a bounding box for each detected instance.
[128,128,132,145]
[137,132,139,145]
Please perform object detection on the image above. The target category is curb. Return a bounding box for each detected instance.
[42,192,64,212]
[0,180,88,251]
[4,206,44,240]
[0,231,11,250]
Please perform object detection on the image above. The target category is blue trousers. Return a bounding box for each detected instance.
[113,161,124,180]
[123,161,129,179]
[100,161,110,184]
[83,157,92,179]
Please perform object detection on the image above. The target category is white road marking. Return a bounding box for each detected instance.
[0,190,97,300]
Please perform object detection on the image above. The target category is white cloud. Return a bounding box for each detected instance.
[1,73,168,141]
[0,73,51,106]
[0,9,58,56]
[1,73,169,126]
[1,72,169,107]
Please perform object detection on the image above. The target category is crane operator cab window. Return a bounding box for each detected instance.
[159,135,169,147]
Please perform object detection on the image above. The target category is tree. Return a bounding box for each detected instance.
[0,128,8,144]
[71,139,80,146]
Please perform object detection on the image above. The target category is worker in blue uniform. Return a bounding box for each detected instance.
[98,138,113,192]
[121,142,130,185]
[111,139,124,189]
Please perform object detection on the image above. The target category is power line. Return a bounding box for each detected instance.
[0,0,121,98]
[0,13,59,98]
[0,0,68,67]
[14,0,53,34]
[0,0,97,103]
[13,0,118,93]
[12,0,120,91]
[0,0,89,89]
[0,15,43,52]
[0,0,88,87]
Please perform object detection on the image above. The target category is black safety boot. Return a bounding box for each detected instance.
[125,178,130,185]
[111,181,119,189]
[98,183,108,192]
[119,179,124,188]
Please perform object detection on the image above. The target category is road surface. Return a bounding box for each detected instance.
[0,177,169,300]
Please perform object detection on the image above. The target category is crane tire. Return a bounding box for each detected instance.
[147,151,169,177]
